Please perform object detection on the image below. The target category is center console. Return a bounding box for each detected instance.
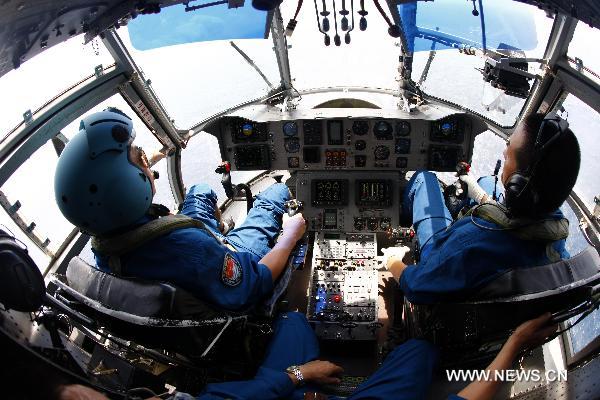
[307,232,380,340]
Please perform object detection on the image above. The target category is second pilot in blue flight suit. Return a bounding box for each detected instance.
[388,113,580,303]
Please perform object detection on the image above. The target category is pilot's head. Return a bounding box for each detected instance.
[54,108,156,237]
[501,112,580,216]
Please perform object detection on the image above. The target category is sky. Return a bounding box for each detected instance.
[127,2,269,50]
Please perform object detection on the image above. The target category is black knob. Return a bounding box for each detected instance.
[322,17,330,32]
[324,34,331,46]
[251,0,283,10]
[345,32,351,44]
[334,34,341,46]
[388,24,401,38]
[341,16,348,31]
[359,17,367,31]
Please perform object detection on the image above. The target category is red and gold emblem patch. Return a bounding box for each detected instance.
[221,253,242,287]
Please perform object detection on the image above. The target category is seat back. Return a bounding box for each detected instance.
[65,256,223,319]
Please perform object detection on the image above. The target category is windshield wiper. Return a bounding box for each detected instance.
[229,41,275,90]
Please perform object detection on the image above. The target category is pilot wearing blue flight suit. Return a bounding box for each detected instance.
[47,312,557,400]
[382,113,580,304]
[54,108,306,311]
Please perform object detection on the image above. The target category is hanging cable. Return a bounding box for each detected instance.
[344,0,354,43]
[313,0,331,45]
[332,0,341,46]
[372,0,401,37]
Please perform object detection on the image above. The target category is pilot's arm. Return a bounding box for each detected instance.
[383,243,473,304]
[259,213,306,281]
[197,361,342,400]
[454,313,557,400]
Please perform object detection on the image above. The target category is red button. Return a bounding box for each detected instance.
[333,295,341,303]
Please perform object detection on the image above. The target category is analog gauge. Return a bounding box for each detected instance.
[396,121,411,137]
[284,137,300,153]
[374,145,390,160]
[440,121,454,136]
[283,121,298,137]
[373,121,393,140]
[352,120,369,136]
[355,140,366,151]
[242,122,254,137]
[395,138,411,154]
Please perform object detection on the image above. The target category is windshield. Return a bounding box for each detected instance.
[279,0,400,91]
[400,0,554,127]
[122,4,280,128]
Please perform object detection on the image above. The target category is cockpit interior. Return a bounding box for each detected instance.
[1,0,599,399]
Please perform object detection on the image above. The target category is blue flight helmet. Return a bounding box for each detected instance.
[54,108,154,236]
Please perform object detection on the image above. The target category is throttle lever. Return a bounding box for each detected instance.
[283,199,308,270]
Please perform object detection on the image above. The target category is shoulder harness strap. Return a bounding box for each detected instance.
[91,214,212,275]
[464,203,569,243]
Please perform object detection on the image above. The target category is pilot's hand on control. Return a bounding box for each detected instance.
[148,146,174,166]
[299,360,344,385]
[381,246,410,266]
[509,313,558,352]
[281,213,307,244]
[459,174,489,204]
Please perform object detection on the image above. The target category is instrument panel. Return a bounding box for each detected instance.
[296,171,401,233]
[216,114,477,173]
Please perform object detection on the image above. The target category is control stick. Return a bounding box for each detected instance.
[444,161,471,218]
[215,161,253,213]
[284,199,304,217]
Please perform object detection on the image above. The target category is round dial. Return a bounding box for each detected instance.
[242,122,254,137]
[373,121,393,140]
[283,121,298,137]
[284,138,300,153]
[396,121,411,137]
[352,120,369,136]
[374,145,390,160]
[440,122,454,136]
[355,140,366,151]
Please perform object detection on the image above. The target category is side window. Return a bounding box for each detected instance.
[560,94,600,361]
[567,23,600,86]
[1,139,75,271]
[0,38,113,137]
[561,95,600,212]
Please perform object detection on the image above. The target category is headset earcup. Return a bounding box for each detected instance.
[504,173,529,214]
[0,233,45,312]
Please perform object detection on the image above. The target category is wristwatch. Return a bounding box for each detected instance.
[286,365,305,386]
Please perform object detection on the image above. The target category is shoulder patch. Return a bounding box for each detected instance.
[221,253,243,287]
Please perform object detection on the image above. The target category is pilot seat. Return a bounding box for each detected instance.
[49,256,275,366]
[400,246,600,366]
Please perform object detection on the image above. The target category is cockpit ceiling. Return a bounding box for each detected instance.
[0,0,598,81]
[0,0,186,80]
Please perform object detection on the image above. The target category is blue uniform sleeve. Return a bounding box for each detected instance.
[399,249,469,304]
[197,367,294,400]
[122,226,274,311]
[447,395,467,400]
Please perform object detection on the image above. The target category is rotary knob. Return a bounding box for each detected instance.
[374,145,390,160]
